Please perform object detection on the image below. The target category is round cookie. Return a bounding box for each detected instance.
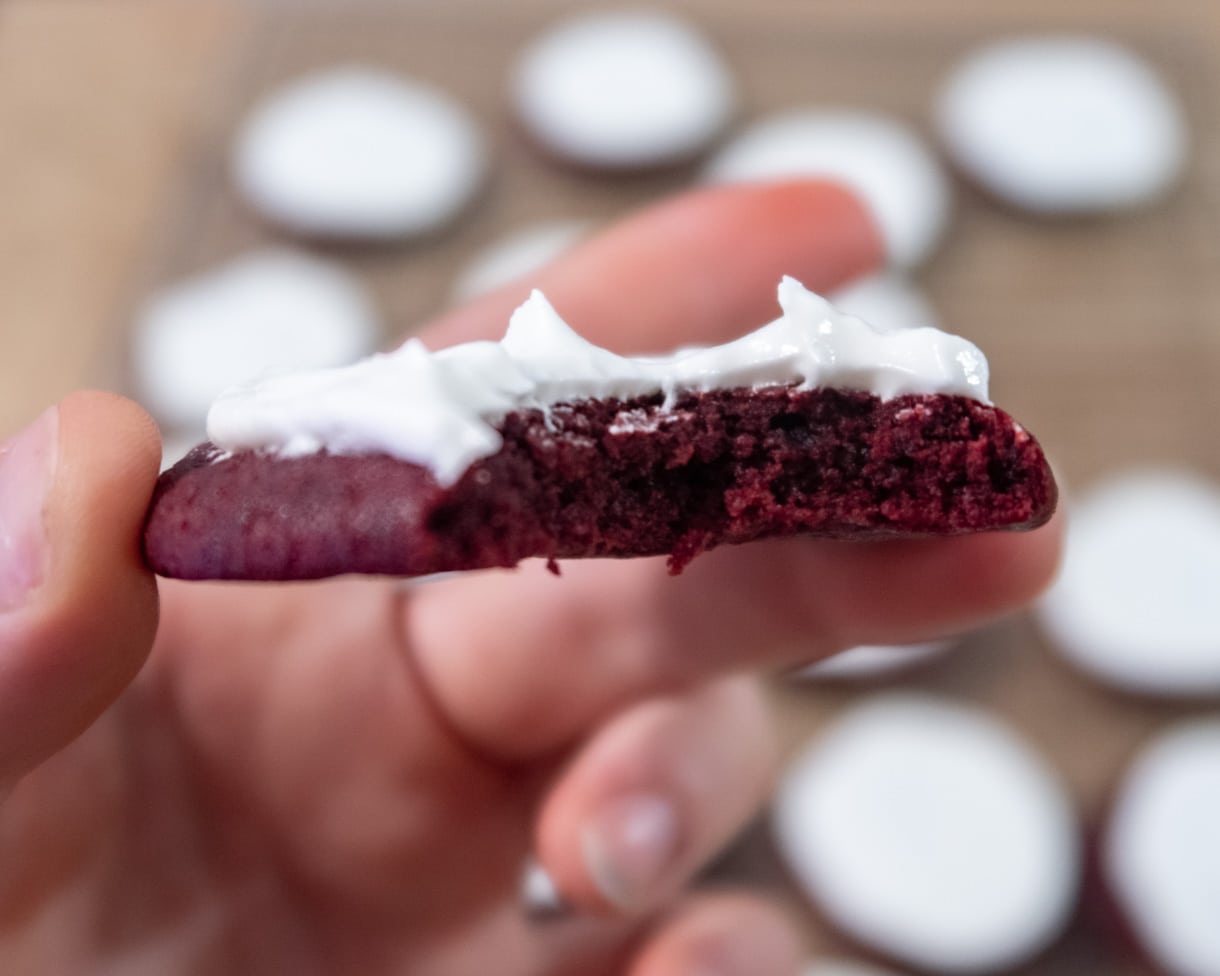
[774,694,1079,974]
[936,37,1186,214]
[233,67,486,239]
[1037,469,1220,697]
[829,272,941,333]
[512,11,735,170]
[704,110,951,268]
[1104,719,1220,976]
[451,219,590,302]
[134,249,380,432]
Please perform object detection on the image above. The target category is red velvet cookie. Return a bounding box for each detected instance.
[144,386,1054,581]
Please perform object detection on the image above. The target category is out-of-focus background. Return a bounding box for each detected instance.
[3,1,1219,974]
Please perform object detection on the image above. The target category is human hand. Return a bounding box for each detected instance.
[0,181,1062,975]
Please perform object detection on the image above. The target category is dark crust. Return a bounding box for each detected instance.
[143,387,1056,581]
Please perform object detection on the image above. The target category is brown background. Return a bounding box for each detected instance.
[3,1,1219,973]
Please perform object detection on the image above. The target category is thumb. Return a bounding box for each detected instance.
[0,392,160,787]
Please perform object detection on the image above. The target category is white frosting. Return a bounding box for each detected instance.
[207,277,990,486]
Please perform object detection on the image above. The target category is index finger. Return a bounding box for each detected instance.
[401,180,1061,762]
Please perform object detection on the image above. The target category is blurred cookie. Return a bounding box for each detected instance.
[936,37,1186,214]
[451,219,591,302]
[794,639,956,682]
[704,110,951,267]
[775,695,1079,973]
[1104,719,1220,976]
[512,11,735,170]
[134,249,379,432]
[1038,469,1220,697]
[233,67,486,239]
[829,272,941,333]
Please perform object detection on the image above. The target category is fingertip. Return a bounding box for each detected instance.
[931,506,1067,624]
[628,893,804,976]
[50,390,161,623]
[535,680,779,916]
[0,392,160,783]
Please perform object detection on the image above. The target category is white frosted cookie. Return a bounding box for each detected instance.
[1038,469,1220,697]
[233,68,486,239]
[1105,719,1220,976]
[775,694,1079,973]
[704,110,951,268]
[134,250,380,432]
[512,11,735,170]
[451,219,590,302]
[795,639,955,682]
[829,272,941,333]
[936,37,1186,213]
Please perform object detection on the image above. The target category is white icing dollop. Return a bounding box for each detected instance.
[207,277,990,486]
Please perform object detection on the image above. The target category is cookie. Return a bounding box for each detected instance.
[936,37,1186,214]
[133,249,380,433]
[233,68,486,239]
[1037,469,1220,698]
[793,639,957,682]
[775,695,1080,974]
[704,111,951,268]
[451,219,591,302]
[512,11,735,170]
[143,278,1054,582]
[1103,719,1220,976]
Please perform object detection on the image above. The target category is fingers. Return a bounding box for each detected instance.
[424,179,882,351]
[627,893,804,976]
[408,513,1063,759]
[536,677,777,915]
[0,393,160,786]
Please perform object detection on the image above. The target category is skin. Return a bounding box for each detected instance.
[0,182,1062,975]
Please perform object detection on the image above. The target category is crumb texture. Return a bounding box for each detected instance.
[144,388,1056,581]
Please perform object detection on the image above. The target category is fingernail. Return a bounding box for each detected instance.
[0,408,58,613]
[582,793,681,911]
